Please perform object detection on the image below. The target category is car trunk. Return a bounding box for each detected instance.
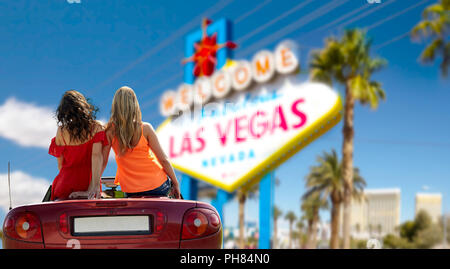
[24,198,197,249]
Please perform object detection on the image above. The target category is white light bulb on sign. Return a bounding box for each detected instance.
[251,50,275,83]
[160,90,177,117]
[211,70,232,99]
[177,84,194,111]
[275,40,299,74]
[193,77,212,105]
[230,60,252,91]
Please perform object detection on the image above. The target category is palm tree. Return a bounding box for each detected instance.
[303,149,366,248]
[285,211,297,248]
[236,184,258,249]
[301,191,328,249]
[310,29,386,248]
[296,220,306,248]
[411,0,450,76]
[273,205,283,249]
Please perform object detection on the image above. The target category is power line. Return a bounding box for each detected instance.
[141,0,396,119]
[138,0,322,109]
[300,3,373,37]
[335,0,398,31]
[137,0,384,116]
[126,0,285,108]
[369,0,432,51]
[139,0,351,119]
[236,0,315,45]
[234,0,273,24]
[142,0,430,112]
[236,0,350,58]
[141,0,433,120]
[298,0,431,52]
[365,0,431,31]
[139,72,182,109]
[373,30,410,50]
[88,0,236,96]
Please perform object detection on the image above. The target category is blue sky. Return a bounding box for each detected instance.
[0,0,449,237]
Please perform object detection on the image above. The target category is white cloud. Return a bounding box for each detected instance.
[0,98,112,154]
[0,97,56,148]
[0,171,50,212]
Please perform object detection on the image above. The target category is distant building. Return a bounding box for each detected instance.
[342,188,401,239]
[415,193,442,223]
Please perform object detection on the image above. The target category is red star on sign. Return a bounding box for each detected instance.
[182,18,237,77]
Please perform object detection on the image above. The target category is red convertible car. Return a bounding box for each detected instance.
[2,177,222,249]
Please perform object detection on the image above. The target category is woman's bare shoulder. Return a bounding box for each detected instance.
[55,126,64,145]
[104,123,114,142]
[95,120,106,131]
[142,122,156,135]
[91,121,107,141]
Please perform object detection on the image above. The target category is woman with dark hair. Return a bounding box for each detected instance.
[48,90,109,200]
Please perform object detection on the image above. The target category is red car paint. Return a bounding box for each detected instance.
[2,197,222,249]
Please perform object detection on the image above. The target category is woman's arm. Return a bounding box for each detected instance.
[69,142,103,199]
[69,124,105,200]
[102,144,111,174]
[55,127,64,170]
[90,142,103,197]
[101,129,113,174]
[57,156,63,171]
[143,122,181,199]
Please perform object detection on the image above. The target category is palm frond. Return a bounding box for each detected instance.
[421,38,444,62]
[411,20,434,39]
[423,3,445,18]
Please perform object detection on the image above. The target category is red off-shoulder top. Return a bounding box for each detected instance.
[48,130,108,200]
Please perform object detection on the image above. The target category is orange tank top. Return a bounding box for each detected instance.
[112,125,167,193]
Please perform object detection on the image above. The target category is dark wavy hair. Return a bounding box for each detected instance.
[56,90,99,142]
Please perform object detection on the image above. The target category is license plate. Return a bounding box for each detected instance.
[73,215,151,236]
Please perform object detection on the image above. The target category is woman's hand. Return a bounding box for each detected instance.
[69,188,101,199]
[74,140,103,200]
[170,181,181,199]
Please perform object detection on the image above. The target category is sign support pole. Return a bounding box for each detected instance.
[212,189,232,228]
[212,189,233,248]
[180,174,198,200]
[258,171,274,249]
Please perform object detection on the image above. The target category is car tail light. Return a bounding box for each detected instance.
[182,208,221,240]
[155,211,166,233]
[3,211,43,242]
[59,213,68,234]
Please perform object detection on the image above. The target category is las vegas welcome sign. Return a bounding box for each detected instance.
[156,19,342,193]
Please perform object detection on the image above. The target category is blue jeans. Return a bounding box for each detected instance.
[125,178,172,198]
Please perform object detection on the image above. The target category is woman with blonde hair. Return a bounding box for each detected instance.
[105,86,181,198]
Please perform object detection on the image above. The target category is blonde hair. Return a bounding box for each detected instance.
[108,86,142,155]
